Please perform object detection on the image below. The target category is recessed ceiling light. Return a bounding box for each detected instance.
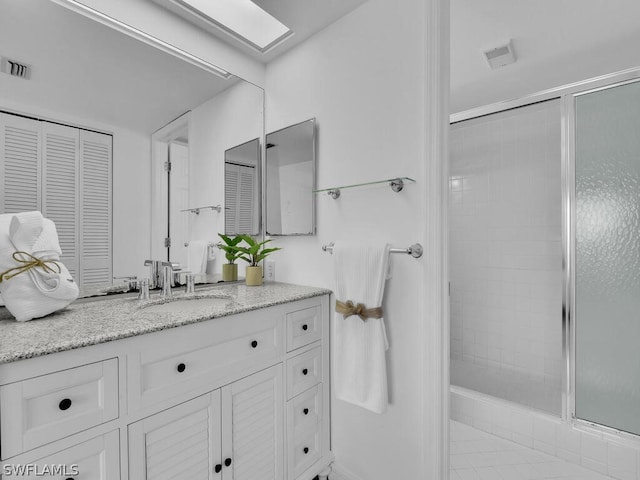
[176,0,292,52]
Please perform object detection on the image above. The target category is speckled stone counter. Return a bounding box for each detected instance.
[0,282,331,364]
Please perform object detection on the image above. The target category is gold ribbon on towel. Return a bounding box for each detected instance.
[0,251,61,283]
[335,300,383,322]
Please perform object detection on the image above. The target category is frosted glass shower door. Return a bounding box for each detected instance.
[575,80,640,436]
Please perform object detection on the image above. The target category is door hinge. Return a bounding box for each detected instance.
[164,237,171,248]
[164,161,172,173]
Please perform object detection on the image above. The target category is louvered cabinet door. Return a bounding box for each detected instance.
[221,364,284,480]
[0,113,41,214]
[128,390,222,480]
[42,122,79,279]
[79,130,112,287]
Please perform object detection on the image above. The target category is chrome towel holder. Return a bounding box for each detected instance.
[322,242,423,259]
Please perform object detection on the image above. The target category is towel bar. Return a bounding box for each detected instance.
[322,242,423,259]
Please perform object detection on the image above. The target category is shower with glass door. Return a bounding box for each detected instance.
[570,78,640,437]
[450,72,640,461]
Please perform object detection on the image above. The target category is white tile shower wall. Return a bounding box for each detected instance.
[449,100,563,414]
[451,387,640,480]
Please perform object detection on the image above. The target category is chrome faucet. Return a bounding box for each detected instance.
[143,260,172,290]
[113,276,138,291]
[162,265,173,297]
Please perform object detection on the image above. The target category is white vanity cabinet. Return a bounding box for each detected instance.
[0,291,331,480]
[129,365,283,480]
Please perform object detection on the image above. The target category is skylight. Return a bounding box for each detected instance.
[179,0,291,51]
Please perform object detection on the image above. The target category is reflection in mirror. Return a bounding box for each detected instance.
[224,138,260,235]
[0,0,263,291]
[265,118,316,236]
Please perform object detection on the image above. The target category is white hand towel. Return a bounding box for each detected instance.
[186,240,209,274]
[0,211,78,322]
[333,240,391,414]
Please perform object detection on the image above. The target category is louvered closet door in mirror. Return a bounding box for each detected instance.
[0,113,41,213]
[224,162,256,235]
[222,365,284,480]
[42,122,79,279]
[79,130,112,287]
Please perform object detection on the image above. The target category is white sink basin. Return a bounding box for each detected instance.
[142,296,233,314]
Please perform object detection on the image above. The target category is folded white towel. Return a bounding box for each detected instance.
[333,240,391,414]
[186,240,209,275]
[0,211,78,322]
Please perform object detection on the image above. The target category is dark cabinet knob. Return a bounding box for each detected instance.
[303,408,309,415]
[302,324,308,331]
[224,458,232,467]
[214,464,222,473]
[251,340,258,348]
[302,368,308,376]
[303,447,309,454]
[177,363,186,373]
[59,398,72,411]
[65,478,74,480]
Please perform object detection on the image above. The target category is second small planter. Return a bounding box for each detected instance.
[245,266,263,286]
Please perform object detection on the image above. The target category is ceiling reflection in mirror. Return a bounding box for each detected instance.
[0,0,264,290]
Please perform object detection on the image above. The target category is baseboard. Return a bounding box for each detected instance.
[330,463,365,480]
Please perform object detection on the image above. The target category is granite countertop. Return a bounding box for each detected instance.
[0,282,331,364]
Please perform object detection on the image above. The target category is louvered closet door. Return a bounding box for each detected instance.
[224,163,255,235]
[128,391,222,480]
[42,122,79,279]
[0,113,41,213]
[79,130,112,287]
[221,364,284,480]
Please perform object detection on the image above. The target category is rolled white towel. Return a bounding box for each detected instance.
[0,212,78,322]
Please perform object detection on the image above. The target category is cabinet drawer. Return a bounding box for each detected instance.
[288,425,322,480]
[130,313,282,410]
[286,347,322,399]
[286,304,321,352]
[2,430,120,480]
[288,384,322,434]
[0,359,119,459]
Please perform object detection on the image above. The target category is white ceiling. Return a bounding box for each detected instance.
[451,0,640,114]
[151,0,369,63]
[0,0,239,133]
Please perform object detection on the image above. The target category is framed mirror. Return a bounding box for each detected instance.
[0,0,264,289]
[265,118,316,236]
[224,137,261,235]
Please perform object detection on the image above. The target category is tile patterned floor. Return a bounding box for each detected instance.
[450,421,616,480]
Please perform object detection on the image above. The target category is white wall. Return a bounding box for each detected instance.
[265,0,447,478]
[188,81,263,277]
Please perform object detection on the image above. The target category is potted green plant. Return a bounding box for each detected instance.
[234,234,282,286]
[218,233,243,282]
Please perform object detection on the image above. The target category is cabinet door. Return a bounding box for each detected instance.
[221,365,284,480]
[2,429,119,480]
[0,112,41,214]
[128,391,222,480]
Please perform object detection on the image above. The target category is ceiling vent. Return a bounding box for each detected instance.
[483,40,516,69]
[1,57,32,80]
